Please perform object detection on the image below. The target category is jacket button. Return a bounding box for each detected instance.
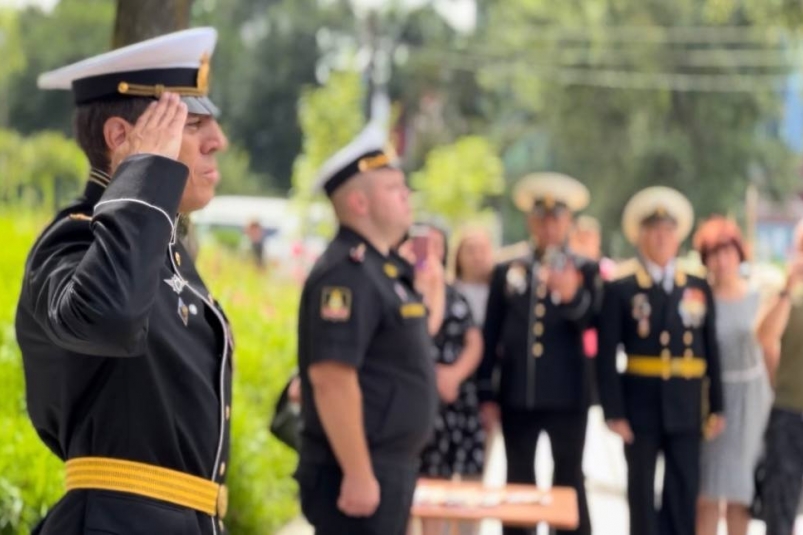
[225,405,231,420]
[684,331,693,345]
[532,322,544,336]
[219,462,226,476]
[532,343,543,357]
[536,285,547,299]
[534,304,546,318]
[174,251,181,266]
[660,331,670,346]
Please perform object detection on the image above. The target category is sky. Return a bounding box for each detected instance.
[0,0,58,10]
[0,0,476,32]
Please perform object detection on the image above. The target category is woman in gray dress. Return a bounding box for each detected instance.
[693,217,773,535]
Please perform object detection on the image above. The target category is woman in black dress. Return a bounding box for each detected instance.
[399,224,485,534]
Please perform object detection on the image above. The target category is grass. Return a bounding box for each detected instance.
[0,210,300,534]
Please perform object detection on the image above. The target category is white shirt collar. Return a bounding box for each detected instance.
[644,258,676,291]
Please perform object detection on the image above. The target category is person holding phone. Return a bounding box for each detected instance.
[596,187,725,535]
[15,29,234,535]
[294,124,438,535]
[754,219,803,535]
[398,223,484,535]
[477,173,602,535]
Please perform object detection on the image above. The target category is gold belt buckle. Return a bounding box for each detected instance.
[217,485,229,519]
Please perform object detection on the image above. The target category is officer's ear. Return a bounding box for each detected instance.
[103,116,133,154]
[349,188,371,217]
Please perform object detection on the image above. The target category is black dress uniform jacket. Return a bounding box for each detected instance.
[297,226,437,465]
[295,226,438,535]
[597,264,724,433]
[477,249,601,410]
[597,261,724,535]
[15,155,233,535]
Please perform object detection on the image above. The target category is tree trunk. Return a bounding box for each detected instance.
[113,0,194,48]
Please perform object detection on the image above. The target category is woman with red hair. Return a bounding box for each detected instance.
[693,216,772,535]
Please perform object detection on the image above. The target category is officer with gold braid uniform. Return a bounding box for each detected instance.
[597,186,725,535]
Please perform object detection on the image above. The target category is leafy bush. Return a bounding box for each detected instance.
[0,212,300,534]
[0,212,64,535]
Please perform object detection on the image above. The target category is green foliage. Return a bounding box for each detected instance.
[0,213,64,535]
[8,0,115,135]
[477,0,801,251]
[193,0,353,190]
[411,135,504,227]
[195,248,300,534]
[0,213,300,534]
[0,129,87,209]
[0,9,27,127]
[291,70,365,202]
[215,144,274,197]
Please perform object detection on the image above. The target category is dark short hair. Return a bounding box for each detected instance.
[72,98,152,172]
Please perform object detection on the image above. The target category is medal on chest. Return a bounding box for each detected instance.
[679,288,707,328]
[505,262,528,295]
[632,293,652,338]
[176,297,198,327]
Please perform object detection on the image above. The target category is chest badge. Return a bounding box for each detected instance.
[394,281,409,302]
[383,263,399,279]
[176,296,198,327]
[350,243,366,263]
[679,288,707,328]
[321,286,352,322]
[164,274,187,295]
[632,293,652,338]
[505,262,528,295]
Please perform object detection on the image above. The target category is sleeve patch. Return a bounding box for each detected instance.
[321,286,352,321]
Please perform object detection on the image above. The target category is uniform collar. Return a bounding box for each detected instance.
[530,240,568,262]
[82,168,112,205]
[336,225,389,260]
[644,258,675,284]
[637,257,686,290]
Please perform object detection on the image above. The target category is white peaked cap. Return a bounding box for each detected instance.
[37,27,219,116]
[314,121,396,196]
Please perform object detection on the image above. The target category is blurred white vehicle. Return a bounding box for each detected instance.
[191,195,331,272]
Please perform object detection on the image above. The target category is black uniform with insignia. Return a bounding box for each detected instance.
[598,265,724,535]
[15,28,232,535]
[295,227,438,535]
[478,247,599,535]
[597,187,725,535]
[16,158,233,535]
[478,173,600,535]
[294,125,437,535]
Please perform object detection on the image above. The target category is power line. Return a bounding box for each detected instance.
[410,50,797,92]
[497,25,802,45]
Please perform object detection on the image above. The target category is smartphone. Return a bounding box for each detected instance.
[409,224,430,270]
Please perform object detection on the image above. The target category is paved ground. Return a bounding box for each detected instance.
[277,407,785,535]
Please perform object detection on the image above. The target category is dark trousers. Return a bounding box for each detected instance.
[296,461,417,535]
[33,489,216,535]
[500,408,591,535]
[763,408,803,535]
[625,432,699,535]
